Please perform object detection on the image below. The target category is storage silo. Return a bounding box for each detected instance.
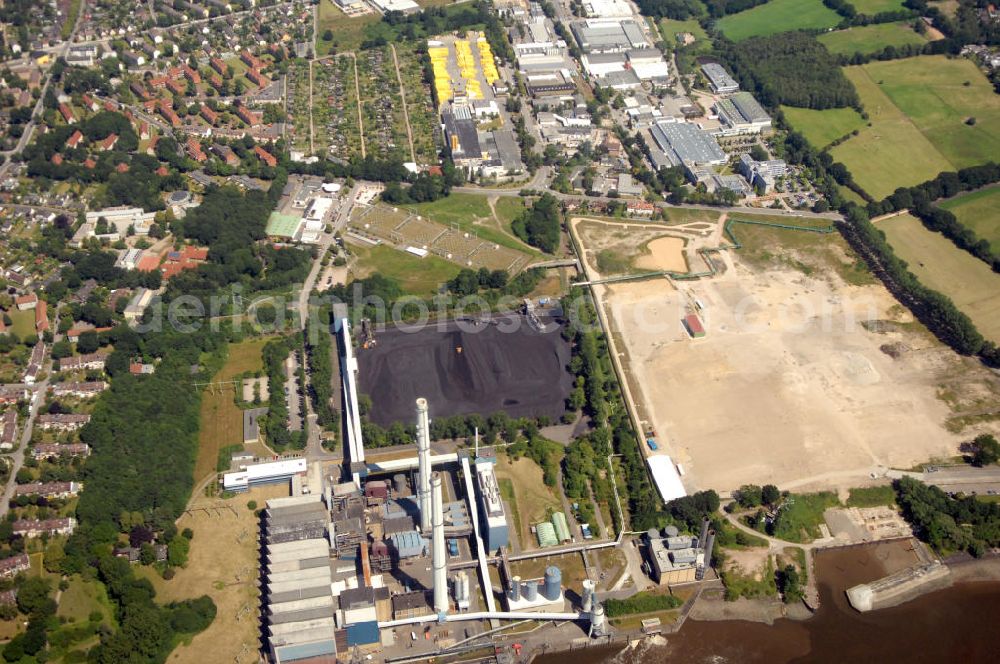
[393,473,407,496]
[645,527,659,542]
[663,525,679,538]
[524,580,538,601]
[581,579,595,612]
[509,575,521,601]
[543,566,561,601]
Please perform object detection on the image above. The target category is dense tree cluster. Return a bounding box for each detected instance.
[261,336,305,451]
[307,310,339,433]
[717,32,860,110]
[381,171,456,205]
[167,186,312,302]
[512,193,562,253]
[632,0,705,19]
[604,591,682,617]
[665,491,722,532]
[895,476,1000,556]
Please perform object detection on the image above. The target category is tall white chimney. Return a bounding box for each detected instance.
[431,472,448,614]
[416,398,432,532]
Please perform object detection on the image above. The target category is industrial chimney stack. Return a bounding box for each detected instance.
[431,472,448,614]
[416,398,432,532]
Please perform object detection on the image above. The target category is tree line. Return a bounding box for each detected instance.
[865,163,1000,272]
[895,476,1000,557]
[512,193,562,254]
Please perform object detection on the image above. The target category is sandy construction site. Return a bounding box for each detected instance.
[577,215,998,494]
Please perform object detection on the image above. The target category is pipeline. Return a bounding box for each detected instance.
[378,611,586,629]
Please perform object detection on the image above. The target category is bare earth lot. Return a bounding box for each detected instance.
[589,217,998,494]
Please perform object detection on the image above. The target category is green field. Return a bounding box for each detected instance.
[831,66,953,200]
[939,186,1000,253]
[8,308,35,338]
[879,213,1000,342]
[832,57,1000,199]
[781,105,867,149]
[57,575,116,625]
[818,22,927,56]
[867,56,1000,168]
[349,243,461,296]
[316,0,380,54]
[658,17,708,46]
[716,0,842,41]
[848,0,906,13]
[408,194,535,254]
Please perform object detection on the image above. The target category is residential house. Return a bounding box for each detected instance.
[0,554,29,577]
[52,381,108,398]
[58,103,76,124]
[211,143,240,166]
[254,145,276,167]
[0,410,17,451]
[98,133,119,151]
[23,343,45,385]
[14,482,82,499]
[186,137,207,162]
[200,104,219,125]
[31,443,90,460]
[58,352,108,372]
[34,299,48,333]
[37,413,91,431]
[13,518,77,538]
[15,293,37,310]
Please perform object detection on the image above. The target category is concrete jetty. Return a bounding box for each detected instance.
[846,561,952,612]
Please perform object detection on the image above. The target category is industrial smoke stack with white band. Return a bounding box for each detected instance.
[416,398,432,532]
[431,472,448,614]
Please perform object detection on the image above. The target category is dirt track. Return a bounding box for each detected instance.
[358,316,574,426]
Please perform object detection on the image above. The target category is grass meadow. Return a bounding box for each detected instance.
[716,0,841,41]
[818,22,927,56]
[939,186,1000,253]
[879,213,1000,342]
[781,105,867,149]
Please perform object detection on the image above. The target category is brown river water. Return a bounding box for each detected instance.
[536,544,1000,664]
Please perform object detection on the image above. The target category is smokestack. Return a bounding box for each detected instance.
[431,472,448,614]
[697,529,716,581]
[416,398,432,532]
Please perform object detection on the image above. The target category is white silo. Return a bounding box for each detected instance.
[589,602,607,638]
[581,579,595,613]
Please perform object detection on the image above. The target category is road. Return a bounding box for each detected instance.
[452,183,843,220]
[0,370,50,517]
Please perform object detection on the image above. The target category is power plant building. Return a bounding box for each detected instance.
[475,459,509,553]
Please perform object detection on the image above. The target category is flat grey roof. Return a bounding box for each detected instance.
[651,121,726,165]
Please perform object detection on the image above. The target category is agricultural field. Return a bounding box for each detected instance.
[848,0,906,12]
[818,22,927,56]
[831,64,953,200]
[313,56,363,161]
[395,42,442,164]
[939,186,1000,253]
[781,105,867,149]
[716,0,842,41]
[194,338,271,484]
[879,213,1000,342]
[864,56,1000,168]
[285,59,312,153]
[357,46,412,161]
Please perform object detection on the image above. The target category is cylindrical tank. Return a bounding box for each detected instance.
[581,579,595,613]
[646,527,659,542]
[543,566,561,601]
[663,525,679,538]
[590,602,606,637]
[509,575,521,601]
[524,580,538,602]
[393,473,407,495]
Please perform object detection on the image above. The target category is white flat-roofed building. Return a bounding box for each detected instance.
[582,0,635,17]
[475,459,509,552]
[85,206,156,235]
[304,197,333,223]
[224,457,308,492]
[582,52,627,77]
[371,0,419,12]
[647,455,687,502]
